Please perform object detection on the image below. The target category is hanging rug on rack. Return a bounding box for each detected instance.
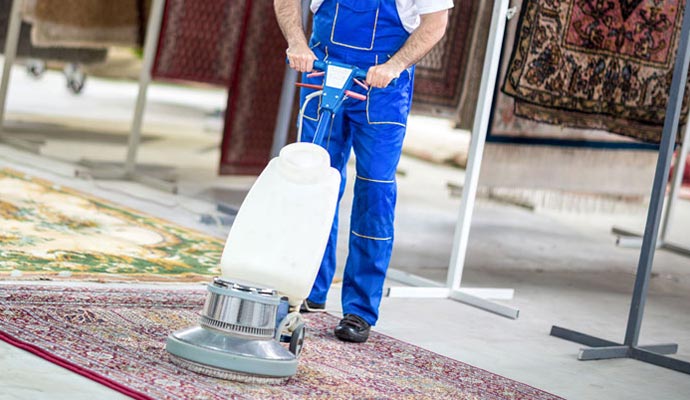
[504,0,689,144]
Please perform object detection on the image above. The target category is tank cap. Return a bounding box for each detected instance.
[277,143,331,182]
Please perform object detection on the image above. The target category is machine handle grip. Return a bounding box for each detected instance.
[295,82,324,90]
[312,60,363,80]
[344,90,367,101]
[311,60,396,86]
[286,59,398,87]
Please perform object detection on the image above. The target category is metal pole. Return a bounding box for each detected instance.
[623,0,690,347]
[447,0,510,290]
[271,68,299,157]
[0,0,23,134]
[124,0,166,176]
[271,0,311,157]
[660,113,690,241]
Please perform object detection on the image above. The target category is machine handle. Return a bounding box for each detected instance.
[312,60,368,81]
[306,71,325,78]
[344,90,367,101]
[295,82,324,90]
[288,59,397,87]
[295,83,366,101]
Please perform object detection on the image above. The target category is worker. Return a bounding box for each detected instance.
[275,0,452,343]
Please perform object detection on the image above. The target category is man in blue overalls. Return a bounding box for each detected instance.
[276,0,453,342]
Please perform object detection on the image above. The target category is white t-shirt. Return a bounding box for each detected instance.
[310,0,454,33]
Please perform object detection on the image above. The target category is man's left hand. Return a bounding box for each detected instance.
[366,60,405,88]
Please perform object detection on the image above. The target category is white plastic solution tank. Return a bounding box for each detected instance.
[220,142,341,306]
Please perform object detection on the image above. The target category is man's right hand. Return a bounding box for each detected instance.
[286,43,317,73]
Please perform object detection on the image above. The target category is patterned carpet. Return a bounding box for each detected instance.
[413,0,477,112]
[504,0,688,143]
[152,0,248,86]
[0,285,563,400]
[0,169,223,281]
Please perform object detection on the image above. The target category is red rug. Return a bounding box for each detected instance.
[413,0,477,112]
[219,0,289,175]
[0,285,562,400]
[152,0,249,86]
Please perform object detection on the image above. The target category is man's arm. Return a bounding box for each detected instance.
[367,10,449,88]
[275,0,316,72]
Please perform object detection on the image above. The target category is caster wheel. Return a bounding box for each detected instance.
[64,63,86,95]
[289,323,306,357]
[67,76,86,94]
[26,60,46,78]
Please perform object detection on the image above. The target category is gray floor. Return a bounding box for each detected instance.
[0,67,689,399]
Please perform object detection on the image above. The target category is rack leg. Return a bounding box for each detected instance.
[124,0,166,176]
[552,0,690,376]
[0,0,23,134]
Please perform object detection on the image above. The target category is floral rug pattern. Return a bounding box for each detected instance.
[0,169,223,280]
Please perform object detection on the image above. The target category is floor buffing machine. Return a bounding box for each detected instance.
[166,60,372,384]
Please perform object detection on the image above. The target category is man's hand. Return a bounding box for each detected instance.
[366,60,405,88]
[287,43,317,73]
[275,0,315,72]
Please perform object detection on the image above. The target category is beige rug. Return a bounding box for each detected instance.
[0,168,223,282]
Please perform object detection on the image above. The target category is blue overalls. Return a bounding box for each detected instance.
[300,0,414,326]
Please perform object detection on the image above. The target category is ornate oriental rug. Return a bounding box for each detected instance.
[152,0,249,86]
[151,0,293,174]
[504,0,689,144]
[489,1,635,145]
[219,0,289,175]
[0,285,564,400]
[0,169,223,281]
[412,0,478,115]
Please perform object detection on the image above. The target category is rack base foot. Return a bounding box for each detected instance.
[550,325,690,374]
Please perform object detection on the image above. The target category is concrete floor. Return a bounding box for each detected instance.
[0,67,689,399]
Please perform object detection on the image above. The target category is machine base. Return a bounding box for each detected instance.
[168,353,290,385]
[166,326,298,383]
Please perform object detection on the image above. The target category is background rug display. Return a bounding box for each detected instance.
[490,0,641,145]
[150,0,284,175]
[0,0,107,64]
[152,0,248,86]
[504,0,688,144]
[0,284,564,400]
[412,0,477,116]
[0,169,222,281]
[219,0,289,175]
[22,0,149,48]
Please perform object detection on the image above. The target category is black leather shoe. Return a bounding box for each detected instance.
[300,299,326,313]
[334,314,370,343]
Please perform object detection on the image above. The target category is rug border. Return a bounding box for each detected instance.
[0,329,155,400]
